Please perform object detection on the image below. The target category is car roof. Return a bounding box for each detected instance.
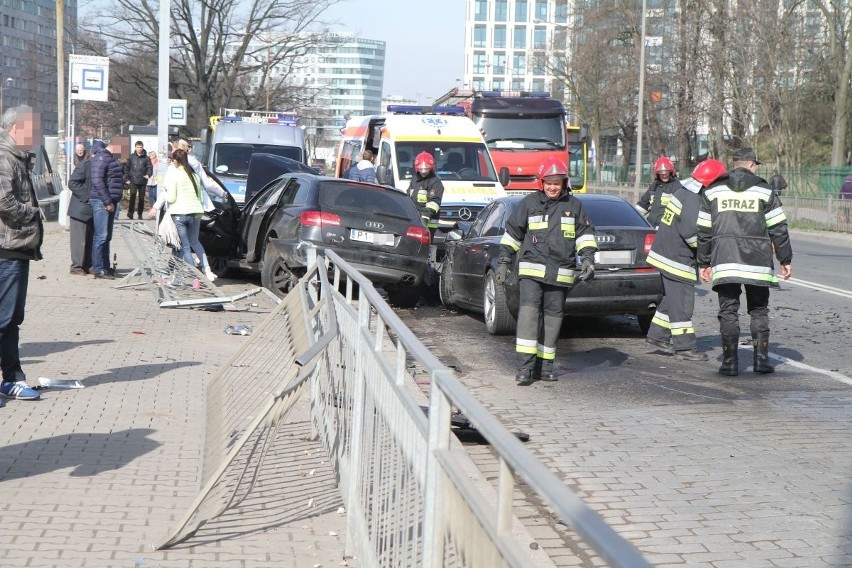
[498,193,628,204]
[496,193,649,227]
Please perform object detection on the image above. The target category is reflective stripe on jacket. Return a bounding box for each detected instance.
[696,168,793,289]
[646,184,702,283]
[408,172,444,228]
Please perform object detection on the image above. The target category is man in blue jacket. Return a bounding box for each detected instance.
[89,140,124,279]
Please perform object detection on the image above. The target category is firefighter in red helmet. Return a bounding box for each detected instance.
[407,151,444,241]
[645,159,728,361]
[637,156,679,227]
[497,157,597,385]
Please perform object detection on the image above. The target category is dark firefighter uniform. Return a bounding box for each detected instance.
[407,171,444,239]
[637,177,681,227]
[498,190,597,380]
[697,168,793,374]
[646,178,704,354]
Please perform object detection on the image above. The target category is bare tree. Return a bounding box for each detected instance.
[78,0,343,133]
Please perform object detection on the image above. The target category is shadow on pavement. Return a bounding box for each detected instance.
[21,339,115,358]
[0,428,159,481]
[79,361,204,386]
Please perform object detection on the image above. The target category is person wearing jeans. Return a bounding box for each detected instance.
[90,198,115,277]
[0,106,44,401]
[89,140,124,278]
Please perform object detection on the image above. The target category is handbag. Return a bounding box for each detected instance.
[157,209,181,250]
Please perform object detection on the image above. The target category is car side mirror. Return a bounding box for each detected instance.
[499,167,510,188]
[376,164,390,185]
[215,165,229,174]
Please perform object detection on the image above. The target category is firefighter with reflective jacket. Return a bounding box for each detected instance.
[496,157,597,386]
[697,148,793,376]
[637,156,679,227]
[646,159,728,361]
[407,152,444,241]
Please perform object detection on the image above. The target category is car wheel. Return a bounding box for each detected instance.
[208,255,231,278]
[637,314,653,335]
[261,245,298,298]
[386,285,421,308]
[484,270,516,335]
[438,259,455,308]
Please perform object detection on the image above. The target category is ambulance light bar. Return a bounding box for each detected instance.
[386,105,466,115]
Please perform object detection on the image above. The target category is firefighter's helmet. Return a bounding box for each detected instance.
[653,156,675,178]
[414,152,435,175]
[691,159,727,187]
[537,157,571,191]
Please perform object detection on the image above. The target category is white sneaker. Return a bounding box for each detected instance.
[204,268,218,282]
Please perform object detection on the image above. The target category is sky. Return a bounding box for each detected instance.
[320,0,466,103]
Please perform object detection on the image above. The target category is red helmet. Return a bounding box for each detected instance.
[537,157,570,191]
[691,159,727,187]
[653,156,675,176]
[414,152,435,173]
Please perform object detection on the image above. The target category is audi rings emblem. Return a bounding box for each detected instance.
[458,207,473,221]
[596,234,615,243]
[366,221,384,229]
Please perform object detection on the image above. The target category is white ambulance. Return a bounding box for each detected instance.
[335,106,509,242]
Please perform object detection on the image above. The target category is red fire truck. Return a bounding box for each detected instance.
[432,89,588,193]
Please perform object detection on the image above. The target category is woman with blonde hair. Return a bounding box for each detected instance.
[146,150,159,209]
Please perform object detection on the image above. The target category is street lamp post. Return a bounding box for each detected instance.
[0,78,11,116]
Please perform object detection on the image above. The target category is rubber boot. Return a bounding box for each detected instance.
[752,331,775,374]
[719,335,739,376]
[515,368,534,386]
[539,359,557,381]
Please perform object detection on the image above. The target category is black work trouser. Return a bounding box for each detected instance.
[515,278,566,372]
[647,276,698,351]
[127,183,147,218]
[715,283,770,338]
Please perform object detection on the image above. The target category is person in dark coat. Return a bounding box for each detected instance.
[125,141,153,219]
[89,140,124,279]
[68,158,94,275]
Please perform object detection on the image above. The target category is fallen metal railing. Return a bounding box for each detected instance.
[117,222,273,308]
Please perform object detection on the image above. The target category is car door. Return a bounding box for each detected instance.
[454,201,505,306]
[240,177,293,262]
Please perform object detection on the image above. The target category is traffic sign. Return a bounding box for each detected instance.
[169,99,187,126]
[70,54,110,102]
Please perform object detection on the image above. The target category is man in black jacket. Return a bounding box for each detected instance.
[125,141,153,219]
[697,148,793,376]
[68,158,94,275]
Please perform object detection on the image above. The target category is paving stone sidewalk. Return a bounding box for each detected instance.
[0,220,353,568]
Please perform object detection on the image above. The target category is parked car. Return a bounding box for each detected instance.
[439,194,663,334]
[200,172,430,304]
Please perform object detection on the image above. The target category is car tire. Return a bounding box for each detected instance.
[637,314,653,335]
[386,285,421,308]
[484,270,516,335]
[438,259,455,309]
[208,255,231,278]
[261,244,298,298]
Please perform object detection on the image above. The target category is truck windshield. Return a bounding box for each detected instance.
[395,142,499,182]
[475,116,566,150]
[213,144,303,177]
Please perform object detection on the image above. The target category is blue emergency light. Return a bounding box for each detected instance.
[386,105,466,115]
[219,114,299,126]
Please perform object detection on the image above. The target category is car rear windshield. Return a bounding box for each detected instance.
[580,197,649,227]
[319,182,416,220]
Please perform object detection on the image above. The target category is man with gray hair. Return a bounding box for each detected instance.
[0,106,43,400]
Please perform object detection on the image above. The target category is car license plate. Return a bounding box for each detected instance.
[596,250,633,264]
[350,229,394,246]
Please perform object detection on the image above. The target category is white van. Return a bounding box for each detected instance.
[205,111,306,204]
[336,106,509,240]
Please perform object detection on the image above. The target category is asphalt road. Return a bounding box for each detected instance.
[393,228,852,567]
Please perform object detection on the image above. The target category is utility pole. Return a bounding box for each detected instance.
[633,0,647,191]
[157,0,171,177]
[56,0,66,182]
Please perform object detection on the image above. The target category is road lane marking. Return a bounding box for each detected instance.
[784,277,852,299]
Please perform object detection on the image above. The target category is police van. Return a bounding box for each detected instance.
[204,110,307,204]
[335,106,509,242]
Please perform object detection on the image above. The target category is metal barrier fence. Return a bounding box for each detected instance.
[33,172,62,220]
[588,183,852,233]
[159,248,651,565]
